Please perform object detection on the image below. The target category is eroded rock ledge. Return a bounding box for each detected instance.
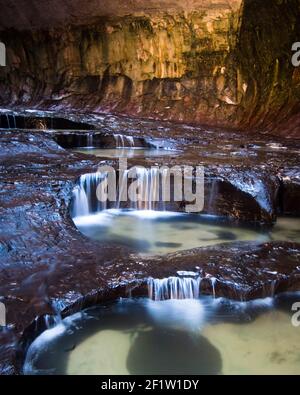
[0,116,299,373]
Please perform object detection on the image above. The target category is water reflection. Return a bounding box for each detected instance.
[72,147,178,159]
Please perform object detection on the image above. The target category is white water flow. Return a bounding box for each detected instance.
[6,114,16,129]
[72,173,108,216]
[72,185,89,217]
[72,208,300,255]
[72,147,177,159]
[23,294,300,375]
[87,133,93,147]
[148,276,201,300]
[208,178,218,212]
[132,167,161,210]
[116,170,129,209]
[72,167,165,216]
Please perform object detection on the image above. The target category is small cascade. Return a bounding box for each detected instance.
[210,277,217,298]
[43,299,65,329]
[208,178,218,213]
[87,133,93,147]
[116,169,129,209]
[127,136,134,147]
[72,173,107,217]
[263,280,277,298]
[270,280,277,297]
[133,167,161,210]
[148,276,201,301]
[5,114,17,129]
[114,134,124,148]
[114,134,135,148]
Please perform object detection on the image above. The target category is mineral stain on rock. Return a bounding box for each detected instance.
[155,242,183,248]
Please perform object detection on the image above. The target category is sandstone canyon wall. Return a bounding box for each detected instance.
[0,0,299,136]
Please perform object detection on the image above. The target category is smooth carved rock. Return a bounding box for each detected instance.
[0,1,243,30]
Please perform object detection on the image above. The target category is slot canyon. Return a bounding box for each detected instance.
[0,0,299,376]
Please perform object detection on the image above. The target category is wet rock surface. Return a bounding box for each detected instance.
[0,112,299,373]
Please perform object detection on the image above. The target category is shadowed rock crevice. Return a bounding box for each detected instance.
[0,0,299,136]
[236,0,300,137]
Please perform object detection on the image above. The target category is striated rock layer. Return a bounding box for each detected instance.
[0,0,299,136]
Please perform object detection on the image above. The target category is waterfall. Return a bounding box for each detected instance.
[116,167,162,210]
[208,178,218,213]
[114,134,135,148]
[87,133,93,147]
[5,114,16,129]
[210,277,217,299]
[127,136,134,147]
[72,167,164,216]
[72,173,107,217]
[72,184,89,216]
[263,280,277,298]
[148,276,201,301]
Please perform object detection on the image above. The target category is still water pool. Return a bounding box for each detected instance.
[73,210,300,255]
[23,294,300,375]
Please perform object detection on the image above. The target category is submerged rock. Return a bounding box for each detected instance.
[278,167,300,216]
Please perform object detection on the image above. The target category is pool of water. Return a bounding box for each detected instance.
[72,147,178,159]
[73,210,300,255]
[23,293,300,375]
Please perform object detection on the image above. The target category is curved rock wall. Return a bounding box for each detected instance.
[236,0,300,137]
[0,0,299,136]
